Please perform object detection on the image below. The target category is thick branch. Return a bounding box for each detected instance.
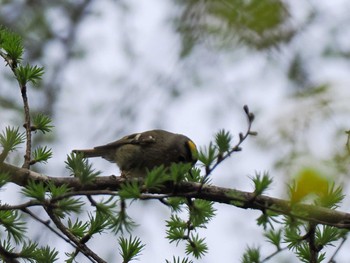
[2,162,350,229]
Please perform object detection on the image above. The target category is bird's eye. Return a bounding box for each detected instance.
[178,155,186,162]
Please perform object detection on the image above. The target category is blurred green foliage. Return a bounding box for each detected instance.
[175,0,294,56]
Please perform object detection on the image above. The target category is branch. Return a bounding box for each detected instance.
[305,223,318,263]
[21,207,76,247]
[45,206,106,263]
[2,162,350,230]
[207,105,256,176]
[0,244,20,263]
[261,247,288,262]
[1,48,32,169]
[20,83,32,169]
[328,236,347,262]
[199,105,257,190]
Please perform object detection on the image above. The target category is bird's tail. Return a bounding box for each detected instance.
[72,149,104,158]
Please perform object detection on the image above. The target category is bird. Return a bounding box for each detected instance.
[72,129,198,177]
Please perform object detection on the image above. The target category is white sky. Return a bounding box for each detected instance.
[2,0,350,262]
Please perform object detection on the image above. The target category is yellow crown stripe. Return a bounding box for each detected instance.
[187,140,198,158]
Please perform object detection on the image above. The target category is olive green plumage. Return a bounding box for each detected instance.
[73,129,197,177]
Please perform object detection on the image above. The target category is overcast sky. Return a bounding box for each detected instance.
[2,0,350,262]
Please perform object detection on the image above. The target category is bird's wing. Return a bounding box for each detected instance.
[94,131,157,150]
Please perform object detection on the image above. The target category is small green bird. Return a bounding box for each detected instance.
[73,129,197,177]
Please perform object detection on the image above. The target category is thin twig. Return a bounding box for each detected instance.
[260,247,288,262]
[1,46,32,169]
[207,105,256,177]
[328,236,348,263]
[0,201,80,250]
[50,190,118,203]
[45,206,106,263]
[20,84,32,169]
[0,200,41,210]
[87,195,98,206]
[21,207,76,247]
[199,105,256,190]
